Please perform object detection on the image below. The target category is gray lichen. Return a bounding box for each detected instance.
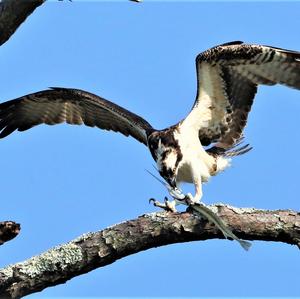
[16,243,83,278]
[213,203,261,214]
[1,265,13,279]
[143,211,170,221]
[73,231,95,243]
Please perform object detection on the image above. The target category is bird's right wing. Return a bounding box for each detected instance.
[0,87,154,145]
[180,41,300,150]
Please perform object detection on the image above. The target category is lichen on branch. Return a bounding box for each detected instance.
[0,204,299,298]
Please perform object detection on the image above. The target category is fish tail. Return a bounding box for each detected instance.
[238,239,252,251]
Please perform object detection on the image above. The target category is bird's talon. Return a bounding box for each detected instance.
[149,198,162,207]
[149,198,155,204]
[183,193,194,205]
[149,197,177,212]
[165,200,177,213]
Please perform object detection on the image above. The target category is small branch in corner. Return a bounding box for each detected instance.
[0,221,21,245]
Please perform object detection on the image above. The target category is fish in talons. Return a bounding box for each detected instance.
[148,170,252,251]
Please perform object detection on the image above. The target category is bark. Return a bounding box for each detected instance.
[0,204,299,298]
[0,222,20,245]
[0,0,45,46]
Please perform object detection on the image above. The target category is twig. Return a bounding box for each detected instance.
[0,222,20,246]
[0,0,45,46]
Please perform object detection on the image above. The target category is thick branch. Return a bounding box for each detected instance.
[0,222,20,245]
[0,0,45,46]
[0,204,299,298]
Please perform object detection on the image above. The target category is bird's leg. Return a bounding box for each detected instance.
[149,197,177,212]
[185,176,203,204]
[193,180,203,203]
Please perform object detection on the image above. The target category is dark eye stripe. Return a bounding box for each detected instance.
[161,149,171,160]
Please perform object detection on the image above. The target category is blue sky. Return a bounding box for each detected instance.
[1,1,300,297]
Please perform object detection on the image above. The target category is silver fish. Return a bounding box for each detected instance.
[147,169,252,251]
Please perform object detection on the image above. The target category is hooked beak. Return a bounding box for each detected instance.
[166,177,177,188]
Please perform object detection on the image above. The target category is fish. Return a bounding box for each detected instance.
[147,169,252,251]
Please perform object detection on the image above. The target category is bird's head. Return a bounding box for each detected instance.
[147,130,182,188]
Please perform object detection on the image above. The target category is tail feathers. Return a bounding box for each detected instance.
[206,138,252,157]
[224,143,252,157]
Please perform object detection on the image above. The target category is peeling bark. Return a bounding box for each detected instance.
[0,0,45,46]
[0,204,299,298]
[0,222,20,245]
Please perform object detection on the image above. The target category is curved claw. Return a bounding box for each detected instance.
[149,197,177,212]
[149,198,156,204]
[149,198,165,208]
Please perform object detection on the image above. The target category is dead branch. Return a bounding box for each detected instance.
[0,0,45,46]
[0,222,20,246]
[0,0,141,47]
[0,204,299,298]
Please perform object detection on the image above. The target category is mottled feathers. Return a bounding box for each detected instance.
[182,41,300,152]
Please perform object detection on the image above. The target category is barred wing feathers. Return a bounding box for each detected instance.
[0,88,154,145]
[182,41,300,150]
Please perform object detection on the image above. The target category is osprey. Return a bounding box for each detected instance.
[0,41,299,207]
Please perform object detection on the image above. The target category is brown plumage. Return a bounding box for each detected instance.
[0,87,154,144]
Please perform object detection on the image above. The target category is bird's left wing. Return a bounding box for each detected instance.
[180,41,300,149]
[0,87,154,145]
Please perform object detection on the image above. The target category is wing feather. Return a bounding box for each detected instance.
[0,87,154,145]
[180,41,300,149]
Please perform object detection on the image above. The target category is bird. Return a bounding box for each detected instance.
[0,41,299,209]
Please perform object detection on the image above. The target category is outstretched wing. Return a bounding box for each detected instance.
[0,87,154,145]
[180,41,300,150]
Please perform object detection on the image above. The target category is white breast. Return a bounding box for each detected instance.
[174,127,216,183]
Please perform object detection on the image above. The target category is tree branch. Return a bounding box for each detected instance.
[0,222,20,246]
[0,204,299,298]
[0,0,45,46]
[0,0,141,47]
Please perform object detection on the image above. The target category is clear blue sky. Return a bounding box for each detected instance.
[1,1,300,297]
